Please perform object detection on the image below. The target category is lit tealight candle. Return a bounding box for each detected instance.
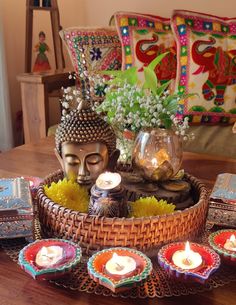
[172,241,203,270]
[151,158,158,167]
[224,234,236,252]
[35,246,63,268]
[96,172,121,190]
[105,253,136,276]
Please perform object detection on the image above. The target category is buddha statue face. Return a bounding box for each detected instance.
[55,101,119,185]
[60,142,109,184]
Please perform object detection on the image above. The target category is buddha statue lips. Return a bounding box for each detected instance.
[55,101,119,185]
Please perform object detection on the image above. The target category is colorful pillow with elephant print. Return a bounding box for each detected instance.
[114,12,177,84]
[172,10,236,124]
[60,27,122,101]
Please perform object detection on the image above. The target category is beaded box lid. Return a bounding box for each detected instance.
[210,173,236,204]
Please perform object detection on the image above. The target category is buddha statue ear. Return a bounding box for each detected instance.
[107,149,120,171]
[54,148,64,171]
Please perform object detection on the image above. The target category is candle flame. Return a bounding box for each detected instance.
[185,241,191,258]
[111,253,124,270]
[40,246,48,256]
[230,234,236,243]
[112,252,119,261]
[151,158,158,166]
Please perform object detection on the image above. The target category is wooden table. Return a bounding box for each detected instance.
[17,70,74,144]
[0,136,236,305]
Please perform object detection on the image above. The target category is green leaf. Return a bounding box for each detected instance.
[156,80,171,96]
[148,52,169,71]
[143,67,157,94]
[100,70,123,77]
[159,113,172,129]
[101,67,138,85]
[126,67,138,85]
[165,99,178,113]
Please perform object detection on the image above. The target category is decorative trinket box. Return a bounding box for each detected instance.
[18,239,82,280]
[0,178,33,239]
[208,173,236,228]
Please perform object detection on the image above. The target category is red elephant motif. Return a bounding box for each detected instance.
[192,37,236,106]
[135,33,176,83]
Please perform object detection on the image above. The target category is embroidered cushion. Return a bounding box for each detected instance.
[60,27,122,100]
[61,27,122,76]
[114,11,177,84]
[172,10,236,124]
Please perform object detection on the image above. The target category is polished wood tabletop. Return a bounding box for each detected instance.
[0,136,236,305]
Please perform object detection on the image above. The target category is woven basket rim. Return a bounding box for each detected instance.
[37,169,209,222]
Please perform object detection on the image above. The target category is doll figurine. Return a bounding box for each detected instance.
[33,31,51,72]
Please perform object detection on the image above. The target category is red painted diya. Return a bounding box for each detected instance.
[158,242,220,284]
[208,229,236,264]
[87,247,152,293]
[18,239,82,280]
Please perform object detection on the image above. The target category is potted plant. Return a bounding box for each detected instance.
[94,53,193,173]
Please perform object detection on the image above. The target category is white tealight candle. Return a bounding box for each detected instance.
[224,234,236,252]
[172,241,203,270]
[35,246,63,268]
[96,172,121,190]
[105,253,136,276]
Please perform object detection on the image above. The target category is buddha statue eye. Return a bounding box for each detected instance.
[86,154,103,165]
[66,155,80,166]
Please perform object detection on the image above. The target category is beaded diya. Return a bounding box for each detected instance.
[18,239,82,280]
[158,242,220,284]
[208,229,236,264]
[87,247,152,293]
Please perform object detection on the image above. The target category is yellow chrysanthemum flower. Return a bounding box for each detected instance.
[44,178,89,213]
[129,196,175,218]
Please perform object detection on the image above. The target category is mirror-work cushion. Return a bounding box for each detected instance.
[114,11,177,84]
[60,27,122,77]
[172,10,236,125]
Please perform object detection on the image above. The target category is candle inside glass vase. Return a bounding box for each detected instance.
[172,241,203,270]
[224,234,236,252]
[89,172,127,217]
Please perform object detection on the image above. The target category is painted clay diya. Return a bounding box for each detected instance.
[87,247,153,293]
[208,229,236,264]
[18,239,82,280]
[158,242,220,284]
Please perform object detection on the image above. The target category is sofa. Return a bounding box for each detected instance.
[49,10,236,159]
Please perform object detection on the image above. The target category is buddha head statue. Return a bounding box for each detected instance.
[55,100,119,185]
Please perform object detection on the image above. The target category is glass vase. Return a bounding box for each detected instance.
[132,128,183,181]
[114,129,135,164]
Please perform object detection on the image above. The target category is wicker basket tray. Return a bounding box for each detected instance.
[37,170,209,255]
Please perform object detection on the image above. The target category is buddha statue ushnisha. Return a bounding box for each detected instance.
[55,100,119,185]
